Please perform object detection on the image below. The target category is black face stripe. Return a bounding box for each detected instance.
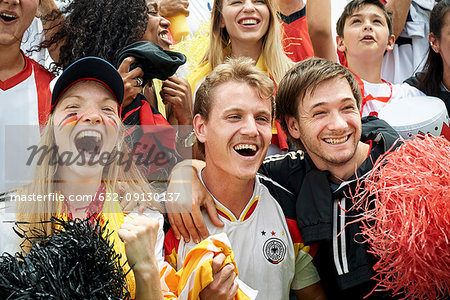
[107,115,118,127]
[58,113,78,127]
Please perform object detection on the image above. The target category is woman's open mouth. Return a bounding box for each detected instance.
[74,130,103,155]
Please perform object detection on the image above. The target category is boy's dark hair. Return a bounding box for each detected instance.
[336,0,393,37]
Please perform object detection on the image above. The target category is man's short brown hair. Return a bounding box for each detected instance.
[276,58,362,150]
[194,57,275,154]
[336,0,393,37]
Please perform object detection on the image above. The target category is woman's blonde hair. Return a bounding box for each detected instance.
[201,0,292,84]
[16,113,161,246]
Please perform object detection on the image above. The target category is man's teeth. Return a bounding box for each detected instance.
[234,144,257,151]
[0,13,17,21]
[77,131,102,142]
[324,136,348,144]
[160,33,168,39]
[241,19,257,25]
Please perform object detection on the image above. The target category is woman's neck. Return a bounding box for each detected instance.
[276,0,305,16]
[56,168,103,211]
[230,40,263,63]
[58,180,102,219]
[0,47,25,82]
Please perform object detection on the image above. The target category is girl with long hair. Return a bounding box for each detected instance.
[0,57,165,299]
[187,0,293,153]
[404,0,450,114]
[188,0,292,89]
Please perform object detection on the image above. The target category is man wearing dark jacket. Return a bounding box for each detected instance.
[167,58,402,299]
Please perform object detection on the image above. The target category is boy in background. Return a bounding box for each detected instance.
[308,0,425,118]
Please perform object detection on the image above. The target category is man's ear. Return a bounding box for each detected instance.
[285,116,301,139]
[337,35,347,53]
[386,34,395,51]
[193,114,207,144]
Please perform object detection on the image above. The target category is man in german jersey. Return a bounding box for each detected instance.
[164,57,325,300]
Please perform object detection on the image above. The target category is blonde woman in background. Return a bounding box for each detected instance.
[188,0,294,154]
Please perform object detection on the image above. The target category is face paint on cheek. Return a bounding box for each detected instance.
[106,116,118,128]
[105,116,120,139]
[58,113,79,130]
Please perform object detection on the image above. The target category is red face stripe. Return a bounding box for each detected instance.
[107,116,118,128]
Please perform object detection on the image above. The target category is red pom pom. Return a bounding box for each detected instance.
[352,135,450,299]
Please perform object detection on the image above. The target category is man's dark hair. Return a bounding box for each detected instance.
[276,58,362,150]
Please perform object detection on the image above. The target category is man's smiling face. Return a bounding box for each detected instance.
[195,80,272,180]
[287,76,362,170]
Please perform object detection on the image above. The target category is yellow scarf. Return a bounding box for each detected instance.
[160,233,256,299]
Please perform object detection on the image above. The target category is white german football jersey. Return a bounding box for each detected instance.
[175,173,320,300]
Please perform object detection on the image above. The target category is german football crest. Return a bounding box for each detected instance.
[263,238,287,264]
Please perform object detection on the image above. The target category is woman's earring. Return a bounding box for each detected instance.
[430,41,439,53]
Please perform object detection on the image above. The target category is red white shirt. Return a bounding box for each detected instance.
[358,77,425,117]
[0,55,53,192]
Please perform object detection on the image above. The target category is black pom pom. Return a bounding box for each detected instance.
[0,217,130,299]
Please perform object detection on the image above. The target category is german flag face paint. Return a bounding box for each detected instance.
[51,81,122,179]
[106,116,118,129]
[58,113,79,129]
